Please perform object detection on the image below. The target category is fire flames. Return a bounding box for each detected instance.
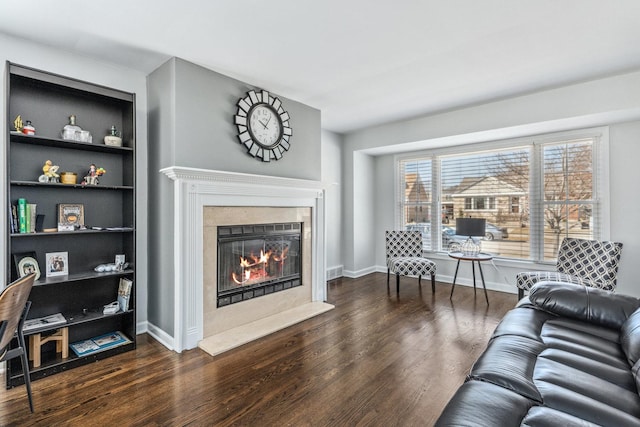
[232,247,289,285]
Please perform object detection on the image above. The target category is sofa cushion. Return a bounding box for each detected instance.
[435,380,534,427]
[621,308,640,366]
[469,335,544,402]
[521,406,602,427]
[529,281,640,329]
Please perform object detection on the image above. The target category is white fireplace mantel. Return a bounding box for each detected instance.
[160,166,327,352]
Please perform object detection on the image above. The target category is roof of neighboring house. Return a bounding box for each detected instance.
[405,173,430,203]
[450,176,526,197]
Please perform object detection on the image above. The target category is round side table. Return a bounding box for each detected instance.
[448,251,493,304]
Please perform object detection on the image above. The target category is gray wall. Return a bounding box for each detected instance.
[147,58,322,337]
[342,70,640,297]
[321,130,343,273]
[0,33,150,328]
[147,59,176,335]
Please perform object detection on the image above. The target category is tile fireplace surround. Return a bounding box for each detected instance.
[160,167,333,355]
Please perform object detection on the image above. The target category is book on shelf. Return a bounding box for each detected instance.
[17,198,27,233]
[28,203,36,233]
[57,203,84,231]
[23,313,67,332]
[11,205,18,233]
[69,331,132,357]
[8,204,16,233]
[118,277,133,312]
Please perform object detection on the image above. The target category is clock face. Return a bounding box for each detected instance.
[248,104,282,148]
[234,90,292,162]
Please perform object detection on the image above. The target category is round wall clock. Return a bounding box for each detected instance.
[234,90,292,162]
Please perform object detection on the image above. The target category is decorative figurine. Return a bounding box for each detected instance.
[82,163,106,185]
[22,120,36,135]
[39,160,60,183]
[13,115,23,133]
[61,115,82,140]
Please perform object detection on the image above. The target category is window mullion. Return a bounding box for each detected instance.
[530,143,544,262]
[432,157,441,251]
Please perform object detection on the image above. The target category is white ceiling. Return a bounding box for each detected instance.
[1,1,639,134]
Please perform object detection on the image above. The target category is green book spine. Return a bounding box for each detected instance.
[17,198,27,233]
[25,204,31,234]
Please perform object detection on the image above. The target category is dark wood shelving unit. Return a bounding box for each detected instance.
[4,62,136,388]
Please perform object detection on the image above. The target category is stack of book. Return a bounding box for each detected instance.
[9,198,36,233]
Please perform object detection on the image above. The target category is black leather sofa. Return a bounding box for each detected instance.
[435,282,640,426]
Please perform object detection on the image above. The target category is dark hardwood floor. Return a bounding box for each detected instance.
[1,273,516,426]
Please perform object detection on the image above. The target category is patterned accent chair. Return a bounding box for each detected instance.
[516,237,623,299]
[385,230,437,294]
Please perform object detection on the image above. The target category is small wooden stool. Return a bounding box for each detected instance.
[28,327,69,368]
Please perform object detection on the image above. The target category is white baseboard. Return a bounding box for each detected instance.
[326,265,344,280]
[343,265,377,278]
[145,321,175,351]
[350,264,517,294]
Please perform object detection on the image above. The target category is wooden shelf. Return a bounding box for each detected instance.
[10,180,133,190]
[23,308,135,336]
[5,62,136,389]
[7,340,136,386]
[32,269,134,287]
[11,228,133,238]
[10,133,133,153]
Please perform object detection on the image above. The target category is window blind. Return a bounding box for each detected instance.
[397,129,603,262]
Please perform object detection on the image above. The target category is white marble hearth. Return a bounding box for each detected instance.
[199,302,334,356]
[160,167,333,354]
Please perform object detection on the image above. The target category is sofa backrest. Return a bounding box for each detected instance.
[529,281,640,330]
[621,308,640,367]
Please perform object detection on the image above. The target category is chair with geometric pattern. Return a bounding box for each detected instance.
[385,230,437,294]
[516,237,623,300]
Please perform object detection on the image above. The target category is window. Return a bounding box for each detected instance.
[397,129,606,261]
[511,197,520,214]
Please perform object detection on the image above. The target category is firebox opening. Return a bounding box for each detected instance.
[217,222,302,307]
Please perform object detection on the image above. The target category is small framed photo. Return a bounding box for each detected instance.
[57,203,85,228]
[115,254,125,271]
[13,252,41,281]
[46,251,69,277]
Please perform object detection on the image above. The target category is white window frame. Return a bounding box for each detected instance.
[395,127,610,262]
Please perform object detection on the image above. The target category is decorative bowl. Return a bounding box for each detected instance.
[60,172,77,184]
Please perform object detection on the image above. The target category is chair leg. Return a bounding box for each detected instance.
[387,268,390,285]
[518,288,524,300]
[431,273,436,293]
[418,275,422,286]
[396,273,400,294]
[17,330,34,412]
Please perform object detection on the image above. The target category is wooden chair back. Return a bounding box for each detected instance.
[0,274,35,352]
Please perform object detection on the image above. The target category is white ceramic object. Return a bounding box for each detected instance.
[104,135,122,146]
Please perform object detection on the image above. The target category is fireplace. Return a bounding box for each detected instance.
[159,166,331,353]
[217,222,302,307]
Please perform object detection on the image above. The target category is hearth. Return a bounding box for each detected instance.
[217,222,302,307]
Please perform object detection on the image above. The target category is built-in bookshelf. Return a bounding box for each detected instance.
[4,63,136,388]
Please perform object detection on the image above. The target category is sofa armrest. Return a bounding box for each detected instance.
[528,281,640,330]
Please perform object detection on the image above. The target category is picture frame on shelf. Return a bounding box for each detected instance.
[46,251,69,277]
[13,251,41,281]
[57,203,84,230]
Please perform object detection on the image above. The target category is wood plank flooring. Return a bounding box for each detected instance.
[1,273,516,426]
